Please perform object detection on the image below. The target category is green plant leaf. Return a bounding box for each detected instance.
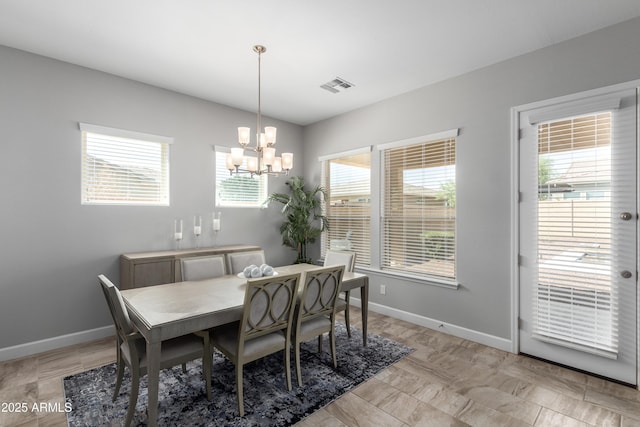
[266,176,328,263]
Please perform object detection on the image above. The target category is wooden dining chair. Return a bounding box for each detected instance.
[324,250,356,337]
[98,275,212,427]
[180,254,226,281]
[292,265,345,386]
[210,272,300,416]
[226,250,266,274]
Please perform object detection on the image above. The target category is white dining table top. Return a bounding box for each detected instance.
[122,274,248,328]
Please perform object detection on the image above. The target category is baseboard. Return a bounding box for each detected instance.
[349,298,513,352]
[0,325,114,362]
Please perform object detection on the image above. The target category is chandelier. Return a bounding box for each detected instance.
[226,45,293,176]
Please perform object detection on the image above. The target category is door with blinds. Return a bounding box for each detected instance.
[518,88,637,384]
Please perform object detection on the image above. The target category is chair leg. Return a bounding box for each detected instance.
[343,290,351,338]
[112,353,125,402]
[295,341,303,387]
[284,343,292,391]
[181,362,187,373]
[125,367,140,427]
[329,328,337,368]
[236,365,244,417]
[202,334,212,400]
[317,334,323,353]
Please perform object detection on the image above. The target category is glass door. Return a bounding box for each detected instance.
[518,88,637,384]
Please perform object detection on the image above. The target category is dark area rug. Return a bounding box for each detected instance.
[64,323,413,426]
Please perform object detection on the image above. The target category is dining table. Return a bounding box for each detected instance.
[120,263,369,427]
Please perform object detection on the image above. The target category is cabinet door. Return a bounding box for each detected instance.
[133,261,174,287]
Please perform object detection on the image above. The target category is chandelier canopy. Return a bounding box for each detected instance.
[226,45,293,176]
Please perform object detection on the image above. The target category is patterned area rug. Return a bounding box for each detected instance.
[64,324,413,426]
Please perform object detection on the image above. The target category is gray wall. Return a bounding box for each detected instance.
[302,17,640,340]
[0,45,303,350]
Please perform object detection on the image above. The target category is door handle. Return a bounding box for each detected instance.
[619,212,634,221]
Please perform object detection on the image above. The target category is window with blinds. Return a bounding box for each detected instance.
[80,123,170,205]
[381,133,456,280]
[534,112,617,355]
[214,148,267,207]
[320,149,371,266]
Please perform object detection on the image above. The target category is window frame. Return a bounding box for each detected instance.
[80,123,172,206]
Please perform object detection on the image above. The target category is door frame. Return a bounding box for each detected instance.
[510,79,640,389]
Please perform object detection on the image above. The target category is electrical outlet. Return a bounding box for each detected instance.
[380,284,386,295]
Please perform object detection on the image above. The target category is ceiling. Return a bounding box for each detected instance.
[1,1,640,126]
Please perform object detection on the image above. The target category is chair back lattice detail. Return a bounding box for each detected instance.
[240,273,300,341]
[299,266,345,323]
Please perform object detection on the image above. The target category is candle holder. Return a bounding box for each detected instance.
[174,219,183,250]
[193,215,202,248]
[212,211,221,245]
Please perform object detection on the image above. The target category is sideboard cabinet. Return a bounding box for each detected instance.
[119,244,261,289]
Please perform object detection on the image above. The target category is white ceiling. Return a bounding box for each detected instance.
[1,1,640,125]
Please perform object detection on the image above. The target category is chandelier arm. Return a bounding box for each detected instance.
[229,166,291,177]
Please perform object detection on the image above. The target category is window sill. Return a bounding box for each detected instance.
[354,266,460,290]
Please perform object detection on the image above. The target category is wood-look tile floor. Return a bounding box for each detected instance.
[1,310,639,426]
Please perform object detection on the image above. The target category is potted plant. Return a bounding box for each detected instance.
[265,176,328,263]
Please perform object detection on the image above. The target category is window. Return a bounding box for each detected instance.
[320,148,371,266]
[214,148,267,207]
[80,123,171,205]
[379,130,457,280]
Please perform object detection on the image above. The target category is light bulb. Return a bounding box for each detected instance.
[231,147,244,166]
[281,152,293,170]
[238,127,250,146]
[272,157,282,173]
[247,157,258,172]
[225,153,235,171]
[265,127,277,145]
[263,147,275,166]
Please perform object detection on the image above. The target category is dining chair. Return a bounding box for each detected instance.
[324,250,356,337]
[98,275,212,427]
[226,250,266,274]
[210,272,300,416]
[180,254,226,281]
[293,265,345,386]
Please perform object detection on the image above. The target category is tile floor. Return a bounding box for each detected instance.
[1,309,639,426]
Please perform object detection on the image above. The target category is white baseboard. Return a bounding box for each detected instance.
[0,325,114,362]
[349,298,513,353]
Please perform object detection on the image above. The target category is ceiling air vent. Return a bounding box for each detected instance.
[320,77,355,94]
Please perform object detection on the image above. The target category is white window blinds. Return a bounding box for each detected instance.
[380,132,456,280]
[534,112,618,356]
[214,148,267,207]
[320,148,371,266]
[80,123,171,205]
